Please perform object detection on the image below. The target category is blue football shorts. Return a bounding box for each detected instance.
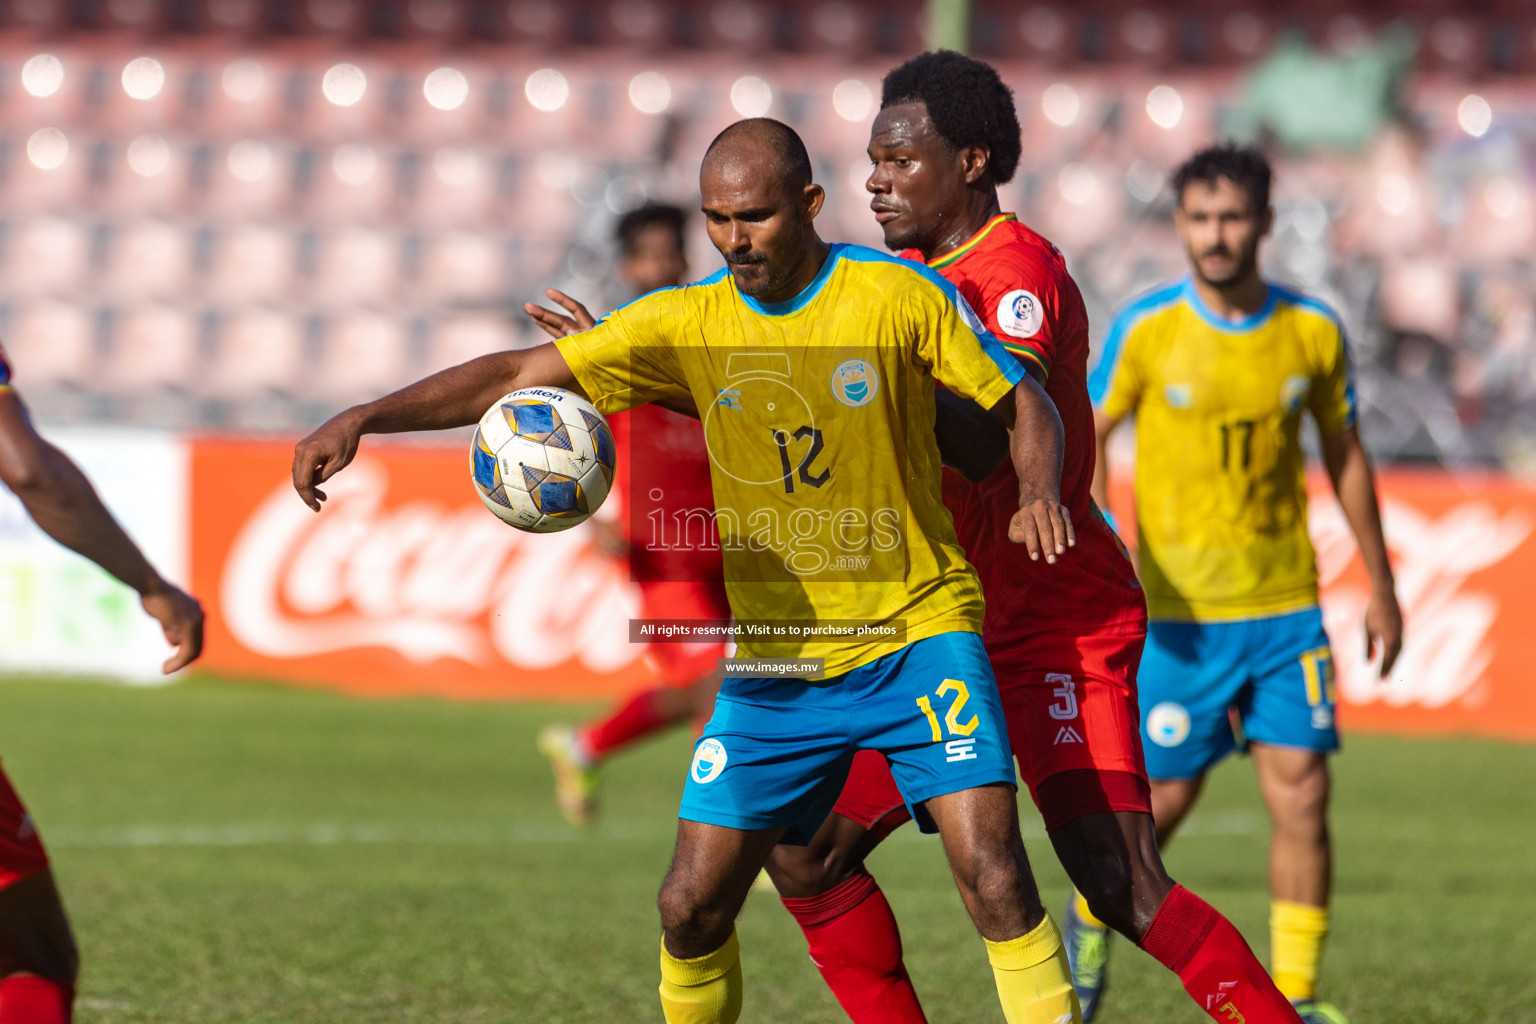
[1137,605,1340,780]
[679,631,1016,843]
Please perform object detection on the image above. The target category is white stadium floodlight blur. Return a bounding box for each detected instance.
[1058,163,1098,206]
[536,150,581,189]
[322,63,366,107]
[127,134,171,177]
[27,128,68,170]
[434,146,480,187]
[629,71,671,115]
[122,57,165,100]
[730,76,772,117]
[332,143,377,186]
[847,160,869,195]
[222,58,266,102]
[1125,159,1164,203]
[1146,85,1183,129]
[832,79,873,123]
[1486,177,1521,221]
[1041,83,1080,128]
[525,68,569,112]
[424,67,469,111]
[1458,94,1492,138]
[1376,173,1412,216]
[21,54,64,97]
[228,140,272,182]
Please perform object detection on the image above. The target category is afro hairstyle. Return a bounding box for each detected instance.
[880,50,1022,185]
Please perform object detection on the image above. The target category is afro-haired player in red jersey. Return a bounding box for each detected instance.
[532,205,731,827]
[0,343,204,1024]
[762,51,1306,1024]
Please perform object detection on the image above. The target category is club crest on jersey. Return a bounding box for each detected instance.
[1147,702,1191,747]
[997,289,1044,339]
[691,738,728,783]
[1163,383,1193,408]
[1280,375,1310,412]
[830,358,879,408]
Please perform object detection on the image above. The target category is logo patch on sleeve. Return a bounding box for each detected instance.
[997,290,1044,339]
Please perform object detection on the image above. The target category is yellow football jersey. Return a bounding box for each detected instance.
[1089,279,1356,622]
[555,244,1024,676]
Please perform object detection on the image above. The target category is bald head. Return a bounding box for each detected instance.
[702,118,814,197]
[697,118,827,303]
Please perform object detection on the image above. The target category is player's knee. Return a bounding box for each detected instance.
[764,846,839,900]
[657,876,732,953]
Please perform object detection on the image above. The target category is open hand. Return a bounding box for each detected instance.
[1008,496,1076,563]
[523,289,597,340]
[292,410,365,512]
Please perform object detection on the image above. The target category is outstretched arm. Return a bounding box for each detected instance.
[0,390,203,672]
[1319,424,1402,676]
[292,342,578,511]
[990,371,1075,563]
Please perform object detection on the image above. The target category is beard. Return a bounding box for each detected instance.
[1193,245,1258,288]
[726,252,776,297]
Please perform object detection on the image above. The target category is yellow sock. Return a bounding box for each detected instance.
[985,916,1083,1024]
[1073,890,1108,931]
[1270,900,1329,1003]
[659,930,743,1024]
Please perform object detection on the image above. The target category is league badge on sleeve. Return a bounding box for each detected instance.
[997,290,1044,339]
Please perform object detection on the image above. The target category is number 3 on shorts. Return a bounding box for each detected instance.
[916,679,980,742]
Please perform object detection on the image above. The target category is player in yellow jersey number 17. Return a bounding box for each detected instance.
[1086,144,1403,1024]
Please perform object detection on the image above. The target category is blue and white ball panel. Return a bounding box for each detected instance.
[470,386,615,533]
[679,631,1015,842]
[1137,606,1339,780]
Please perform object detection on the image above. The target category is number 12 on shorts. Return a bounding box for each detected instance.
[917,680,980,762]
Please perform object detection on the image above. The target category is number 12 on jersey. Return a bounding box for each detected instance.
[917,679,981,763]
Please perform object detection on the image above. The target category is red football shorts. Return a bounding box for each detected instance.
[832,629,1152,833]
[0,763,50,891]
[640,578,732,684]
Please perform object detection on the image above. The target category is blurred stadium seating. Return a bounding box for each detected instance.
[0,1,1532,466]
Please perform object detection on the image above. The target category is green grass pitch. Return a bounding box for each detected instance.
[1,675,1533,1023]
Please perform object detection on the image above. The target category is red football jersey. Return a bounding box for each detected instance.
[904,214,1145,657]
[608,403,723,584]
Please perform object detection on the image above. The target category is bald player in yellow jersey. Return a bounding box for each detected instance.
[1078,144,1403,1024]
[294,118,1085,1024]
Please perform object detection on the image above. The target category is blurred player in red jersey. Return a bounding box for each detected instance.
[763,51,1306,1024]
[0,344,204,1023]
[533,205,730,826]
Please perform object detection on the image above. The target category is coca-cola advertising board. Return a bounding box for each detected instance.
[189,438,1536,740]
[190,438,652,700]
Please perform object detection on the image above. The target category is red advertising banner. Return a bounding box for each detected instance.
[190,438,653,700]
[192,437,1536,740]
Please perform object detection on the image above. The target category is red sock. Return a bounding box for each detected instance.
[1138,886,1304,1024]
[0,974,73,1024]
[781,869,927,1024]
[578,688,675,761]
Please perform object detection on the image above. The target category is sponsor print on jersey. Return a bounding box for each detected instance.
[1147,702,1192,747]
[996,289,1044,339]
[691,738,728,783]
[829,358,879,408]
[1053,726,1084,745]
